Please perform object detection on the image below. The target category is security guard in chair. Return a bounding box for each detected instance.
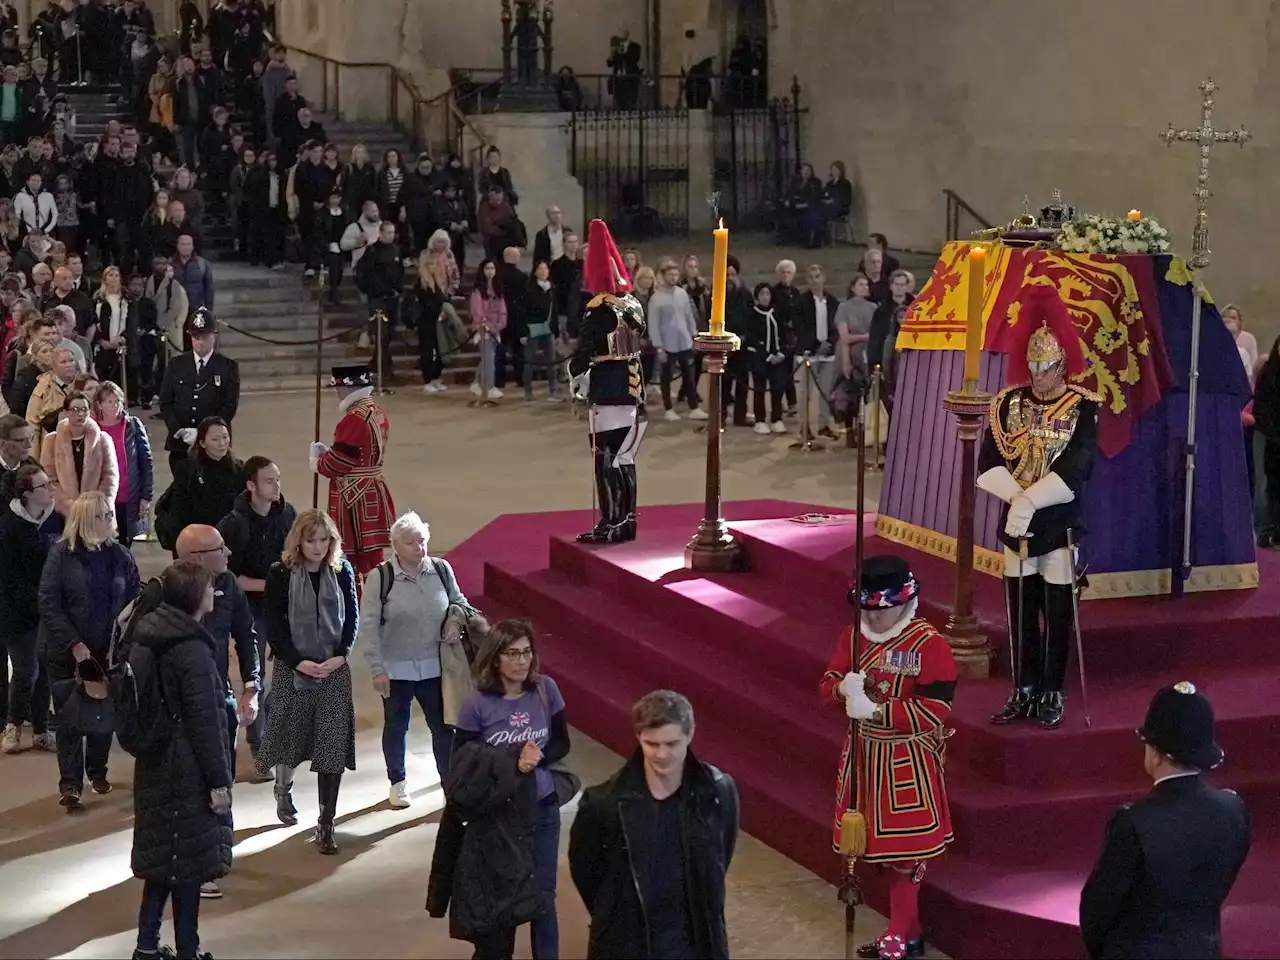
[1079,682,1252,960]
[157,308,241,473]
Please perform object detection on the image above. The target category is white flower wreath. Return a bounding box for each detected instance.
[1057,214,1173,255]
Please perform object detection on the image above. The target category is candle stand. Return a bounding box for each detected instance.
[685,330,745,572]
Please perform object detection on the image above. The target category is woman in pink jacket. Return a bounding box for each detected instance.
[468,259,507,400]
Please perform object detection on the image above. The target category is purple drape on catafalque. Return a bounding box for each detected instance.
[879,253,1255,591]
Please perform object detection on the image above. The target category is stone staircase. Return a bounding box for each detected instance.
[311,113,413,163]
[62,83,129,142]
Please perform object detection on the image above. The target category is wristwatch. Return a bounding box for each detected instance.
[243,681,260,694]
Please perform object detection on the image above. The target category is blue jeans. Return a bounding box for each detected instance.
[137,879,201,957]
[530,796,561,959]
[381,677,452,783]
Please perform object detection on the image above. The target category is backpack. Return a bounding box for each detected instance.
[110,579,179,759]
[375,557,437,626]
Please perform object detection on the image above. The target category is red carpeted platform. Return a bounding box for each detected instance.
[447,500,1280,960]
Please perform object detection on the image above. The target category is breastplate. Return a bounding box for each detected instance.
[1002,391,1082,488]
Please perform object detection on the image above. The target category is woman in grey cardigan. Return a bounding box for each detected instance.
[359,511,477,810]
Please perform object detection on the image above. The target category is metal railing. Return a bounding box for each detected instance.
[284,47,489,166]
[944,188,993,241]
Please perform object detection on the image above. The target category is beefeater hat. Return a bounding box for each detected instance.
[583,219,631,297]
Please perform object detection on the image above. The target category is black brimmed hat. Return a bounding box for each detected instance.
[186,307,216,336]
[1137,682,1224,770]
[849,555,919,610]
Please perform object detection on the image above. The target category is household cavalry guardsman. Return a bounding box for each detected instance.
[157,307,241,473]
[977,282,1100,730]
[567,218,647,544]
[309,364,395,584]
[821,556,957,960]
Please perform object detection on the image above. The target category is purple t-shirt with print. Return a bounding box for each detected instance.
[456,676,564,799]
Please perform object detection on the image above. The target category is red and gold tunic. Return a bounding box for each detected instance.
[820,618,956,862]
[316,395,395,577]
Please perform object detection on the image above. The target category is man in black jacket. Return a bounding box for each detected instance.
[499,246,529,389]
[771,259,802,415]
[356,220,404,375]
[217,455,295,759]
[1080,683,1251,960]
[793,264,842,441]
[174,522,258,900]
[108,141,155,276]
[0,414,36,503]
[722,256,753,427]
[158,309,240,473]
[569,689,738,959]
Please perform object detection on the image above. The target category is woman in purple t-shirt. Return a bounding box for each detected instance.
[453,620,569,960]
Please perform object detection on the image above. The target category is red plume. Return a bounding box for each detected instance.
[583,219,630,296]
[1005,282,1088,384]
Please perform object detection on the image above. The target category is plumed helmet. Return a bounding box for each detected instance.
[1005,283,1088,385]
[583,219,631,296]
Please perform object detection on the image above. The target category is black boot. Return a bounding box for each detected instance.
[274,785,298,825]
[576,451,618,543]
[314,772,342,855]
[617,464,638,542]
[1037,581,1075,729]
[990,573,1045,724]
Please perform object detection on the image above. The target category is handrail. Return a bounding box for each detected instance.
[943,188,993,241]
[284,46,489,162]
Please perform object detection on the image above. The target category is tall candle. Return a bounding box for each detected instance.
[964,245,986,385]
[710,219,728,336]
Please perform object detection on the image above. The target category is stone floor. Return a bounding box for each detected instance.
[0,388,949,960]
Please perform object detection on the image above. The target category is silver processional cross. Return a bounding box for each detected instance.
[1159,77,1250,583]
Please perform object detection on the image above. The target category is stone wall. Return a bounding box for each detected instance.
[776,0,1280,345]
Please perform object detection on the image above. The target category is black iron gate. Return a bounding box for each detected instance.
[712,83,805,230]
[569,108,691,241]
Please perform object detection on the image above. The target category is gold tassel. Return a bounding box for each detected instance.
[839,810,867,857]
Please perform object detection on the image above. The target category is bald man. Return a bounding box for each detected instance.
[176,523,261,899]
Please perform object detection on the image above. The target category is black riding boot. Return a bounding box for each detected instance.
[274,764,297,825]
[618,463,637,541]
[990,573,1046,724]
[576,450,619,543]
[315,772,342,855]
[1037,581,1075,729]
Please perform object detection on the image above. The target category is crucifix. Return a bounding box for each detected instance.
[1159,77,1250,585]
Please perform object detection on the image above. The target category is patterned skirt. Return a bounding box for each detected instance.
[253,663,356,775]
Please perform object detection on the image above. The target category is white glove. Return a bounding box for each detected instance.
[837,671,865,700]
[309,441,328,472]
[976,466,1023,504]
[175,427,197,445]
[845,683,879,721]
[1004,494,1035,539]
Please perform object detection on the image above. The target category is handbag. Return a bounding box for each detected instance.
[58,656,116,736]
[537,681,581,807]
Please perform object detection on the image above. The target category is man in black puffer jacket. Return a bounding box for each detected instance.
[569,689,739,960]
[130,561,234,960]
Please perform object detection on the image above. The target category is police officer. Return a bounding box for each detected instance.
[157,308,240,473]
[1079,682,1252,959]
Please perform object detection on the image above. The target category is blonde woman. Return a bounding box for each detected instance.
[1222,304,1259,378]
[9,337,56,424]
[91,266,133,387]
[254,509,359,855]
[339,143,378,217]
[26,346,78,459]
[40,390,118,515]
[39,490,140,810]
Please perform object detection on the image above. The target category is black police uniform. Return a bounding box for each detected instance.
[1079,684,1252,959]
[157,311,240,473]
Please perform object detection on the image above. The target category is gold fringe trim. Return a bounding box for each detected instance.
[874,516,1004,578]
[874,516,1259,599]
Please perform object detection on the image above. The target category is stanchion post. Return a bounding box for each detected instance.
[869,365,882,471]
[789,352,825,451]
[311,273,326,509]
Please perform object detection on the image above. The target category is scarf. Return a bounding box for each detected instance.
[287,563,345,688]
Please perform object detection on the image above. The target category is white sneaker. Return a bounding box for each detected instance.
[389,780,411,809]
[687,408,709,421]
[422,382,442,394]
[664,409,681,422]
[357,331,371,350]
[487,387,504,400]
[547,395,564,403]
[1,723,21,754]
[470,382,482,396]
[199,881,223,899]
[304,268,316,278]
[431,380,447,392]
[31,731,55,752]
[771,420,788,433]
[753,421,771,435]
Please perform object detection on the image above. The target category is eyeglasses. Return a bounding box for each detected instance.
[500,647,534,661]
[190,543,228,555]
